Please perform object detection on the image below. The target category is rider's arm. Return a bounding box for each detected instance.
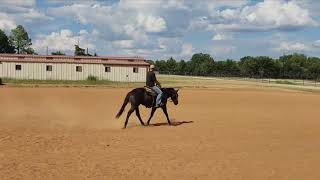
[156,80,161,87]
[154,74,161,87]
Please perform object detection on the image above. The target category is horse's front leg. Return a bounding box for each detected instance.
[161,105,171,125]
[147,107,157,125]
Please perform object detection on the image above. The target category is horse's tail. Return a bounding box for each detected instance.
[115,93,130,119]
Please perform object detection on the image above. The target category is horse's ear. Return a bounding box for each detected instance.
[176,89,179,93]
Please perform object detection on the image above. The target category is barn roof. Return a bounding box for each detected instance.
[0,54,150,66]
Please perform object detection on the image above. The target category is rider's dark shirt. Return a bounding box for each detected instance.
[146,71,156,87]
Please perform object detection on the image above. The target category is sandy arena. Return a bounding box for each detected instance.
[1,86,320,179]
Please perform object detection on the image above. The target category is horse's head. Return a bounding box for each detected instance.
[164,88,179,105]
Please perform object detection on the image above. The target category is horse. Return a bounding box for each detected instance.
[115,87,179,129]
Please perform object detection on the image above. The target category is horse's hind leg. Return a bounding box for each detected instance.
[124,106,135,129]
[135,107,145,126]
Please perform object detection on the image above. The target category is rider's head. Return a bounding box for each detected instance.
[150,64,155,71]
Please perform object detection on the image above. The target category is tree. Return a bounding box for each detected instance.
[279,53,308,79]
[51,51,65,55]
[305,57,320,79]
[74,45,93,56]
[148,53,319,80]
[255,56,279,78]
[23,47,37,55]
[146,60,154,65]
[74,45,86,56]
[9,25,32,54]
[190,53,214,76]
[166,57,177,74]
[0,29,15,53]
[239,56,257,77]
[155,60,168,72]
[239,56,280,78]
[214,60,240,77]
[176,60,187,75]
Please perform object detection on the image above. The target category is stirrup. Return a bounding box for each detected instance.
[155,102,164,108]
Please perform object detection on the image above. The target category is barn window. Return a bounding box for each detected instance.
[76,66,82,72]
[46,65,52,71]
[105,66,111,72]
[133,67,138,73]
[15,64,22,71]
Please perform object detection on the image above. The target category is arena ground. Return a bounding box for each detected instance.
[1,85,320,179]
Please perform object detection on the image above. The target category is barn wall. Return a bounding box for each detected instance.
[0,62,2,77]
[0,62,147,82]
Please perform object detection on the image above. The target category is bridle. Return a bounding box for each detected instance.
[168,91,178,103]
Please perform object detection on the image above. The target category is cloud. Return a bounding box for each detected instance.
[212,33,232,40]
[48,0,249,59]
[274,42,309,52]
[48,2,167,38]
[0,0,52,30]
[118,0,190,11]
[0,13,17,31]
[180,43,193,57]
[47,0,97,5]
[136,14,167,33]
[21,9,53,22]
[33,29,95,54]
[114,37,193,59]
[212,45,236,55]
[292,0,320,17]
[2,0,36,7]
[313,40,320,47]
[195,0,248,13]
[47,0,173,57]
[112,40,135,49]
[3,0,316,60]
[244,1,316,28]
[204,0,317,33]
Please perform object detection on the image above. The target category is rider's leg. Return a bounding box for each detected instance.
[152,86,163,106]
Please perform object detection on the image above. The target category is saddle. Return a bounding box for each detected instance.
[144,86,157,97]
[144,86,159,108]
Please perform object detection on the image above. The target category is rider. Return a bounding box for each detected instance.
[146,64,163,107]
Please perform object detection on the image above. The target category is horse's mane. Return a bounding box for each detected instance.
[161,88,176,95]
[162,87,175,91]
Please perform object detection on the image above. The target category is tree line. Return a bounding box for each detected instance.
[0,25,94,56]
[149,53,320,80]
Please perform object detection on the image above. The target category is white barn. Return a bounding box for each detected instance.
[0,54,150,82]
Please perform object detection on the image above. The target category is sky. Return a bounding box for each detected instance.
[0,0,319,60]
